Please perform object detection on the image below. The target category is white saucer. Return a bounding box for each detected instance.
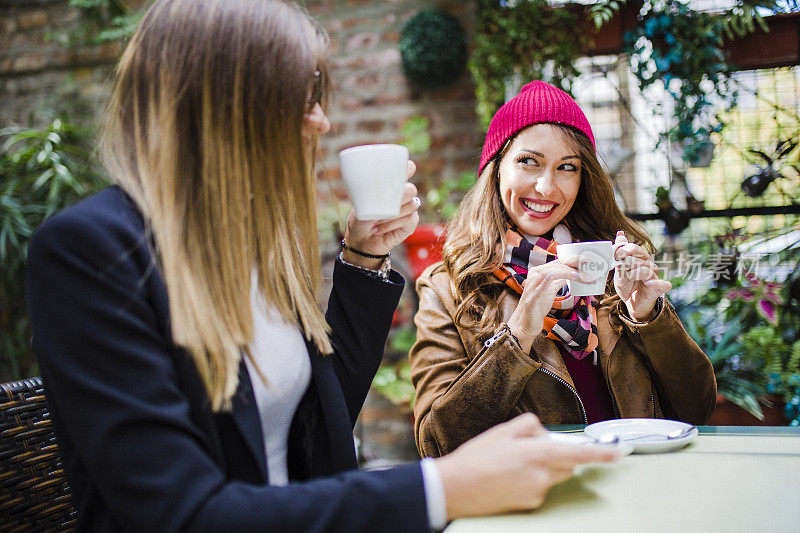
[545,431,634,456]
[584,418,698,454]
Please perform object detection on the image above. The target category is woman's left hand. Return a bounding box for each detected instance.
[613,230,672,321]
[342,160,420,269]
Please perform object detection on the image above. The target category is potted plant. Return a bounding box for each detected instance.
[676,254,800,426]
[680,308,769,422]
[740,137,798,197]
[654,185,691,235]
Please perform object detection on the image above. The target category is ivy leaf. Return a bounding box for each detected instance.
[588,1,625,30]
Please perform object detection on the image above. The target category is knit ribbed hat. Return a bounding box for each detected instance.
[479,80,595,174]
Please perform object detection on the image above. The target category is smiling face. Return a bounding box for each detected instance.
[497,123,582,236]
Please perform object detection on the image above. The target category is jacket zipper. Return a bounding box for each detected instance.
[540,367,588,425]
[486,328,588,425]
[484,329,506,348]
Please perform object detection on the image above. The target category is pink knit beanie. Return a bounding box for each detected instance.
[479,80,595,174]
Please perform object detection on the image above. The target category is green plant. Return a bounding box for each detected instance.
[0,114,107,381]
[371,359,415,410]
[740,325,800,399]
[590,1,798,38]
[65,0,148,45]
[654,185,691,235]
[589,1,629,30]
[427,171,476,222]
[470,0,584,130]
[625,0,735,164]
[784,342,800,426]
[591,1,799,164]
[719,1,798,39]
[399,9,467,89]
[725,274,783,326]
[399,116,475,223]
[681,310,767,418]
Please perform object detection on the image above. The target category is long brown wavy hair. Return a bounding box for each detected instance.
[101,0,332,411]
[442,125,653,342]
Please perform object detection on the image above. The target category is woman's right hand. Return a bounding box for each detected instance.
[434,413,619,520]
[506,258,582,353]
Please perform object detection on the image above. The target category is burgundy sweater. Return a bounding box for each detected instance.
[556,345,616,424]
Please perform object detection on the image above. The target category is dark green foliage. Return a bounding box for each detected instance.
[470,0,584,130]
[740,326,800,399]
[399,9,467,90]
[0,115,107,381]
[590,1,799,36]
[675,237,800,424]
[680,309,767,418]
[589,0,627,30]
[66,0,147,45]
[721,1,799,39]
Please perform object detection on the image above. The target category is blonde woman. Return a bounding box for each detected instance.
[26,2,618,531]
[410,81,716,458]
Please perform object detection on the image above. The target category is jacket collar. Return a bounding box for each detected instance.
[229,337,357,482]
[230,359,267,477]
[304,337,358,472]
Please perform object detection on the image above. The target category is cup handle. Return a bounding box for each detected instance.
[610,242,626,270]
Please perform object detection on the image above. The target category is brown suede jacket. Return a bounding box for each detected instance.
[409,262,717,458]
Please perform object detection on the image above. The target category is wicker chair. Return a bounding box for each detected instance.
[1,377,77,532]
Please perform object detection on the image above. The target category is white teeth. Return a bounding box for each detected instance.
[522,199,555,212]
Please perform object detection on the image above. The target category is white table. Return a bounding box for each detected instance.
[445,426,800,533]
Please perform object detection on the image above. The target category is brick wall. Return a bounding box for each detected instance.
[0,0,129,127]
[2,0,483,200]
[306,0,483,208]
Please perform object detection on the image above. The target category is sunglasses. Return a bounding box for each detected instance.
[307,69,324,111]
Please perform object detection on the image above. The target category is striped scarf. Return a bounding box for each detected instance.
[492,223,599,360]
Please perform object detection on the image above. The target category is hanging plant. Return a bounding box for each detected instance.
[624,0,736,164]
[741,137,798,197]
[398,9,467,90]
[470,0,584,130]
[654,185,690,235]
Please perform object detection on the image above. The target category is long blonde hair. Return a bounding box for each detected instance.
[101,0,332,411]
[443,125,653,341]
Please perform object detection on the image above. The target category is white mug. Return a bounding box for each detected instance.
[555,240,619,297]
[338,144,409,221]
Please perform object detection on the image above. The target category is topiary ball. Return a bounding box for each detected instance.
[399,9,467,89]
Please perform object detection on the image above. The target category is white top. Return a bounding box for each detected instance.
[245,267,447,528]
[245,277,312,486]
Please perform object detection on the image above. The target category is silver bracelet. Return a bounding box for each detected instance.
[337,251,391,280]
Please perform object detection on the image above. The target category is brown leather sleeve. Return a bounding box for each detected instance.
[616,298,717,424]
[409,273,539,457]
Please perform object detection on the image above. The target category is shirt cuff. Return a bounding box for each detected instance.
[420,458,448,531]
[619,294,666,325]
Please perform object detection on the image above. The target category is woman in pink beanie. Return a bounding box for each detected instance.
[409,81,717,458]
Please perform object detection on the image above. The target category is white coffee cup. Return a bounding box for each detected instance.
[338,144,409,220]
[556,240,618,297]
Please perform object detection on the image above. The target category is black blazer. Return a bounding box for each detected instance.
[26,187,429,532]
